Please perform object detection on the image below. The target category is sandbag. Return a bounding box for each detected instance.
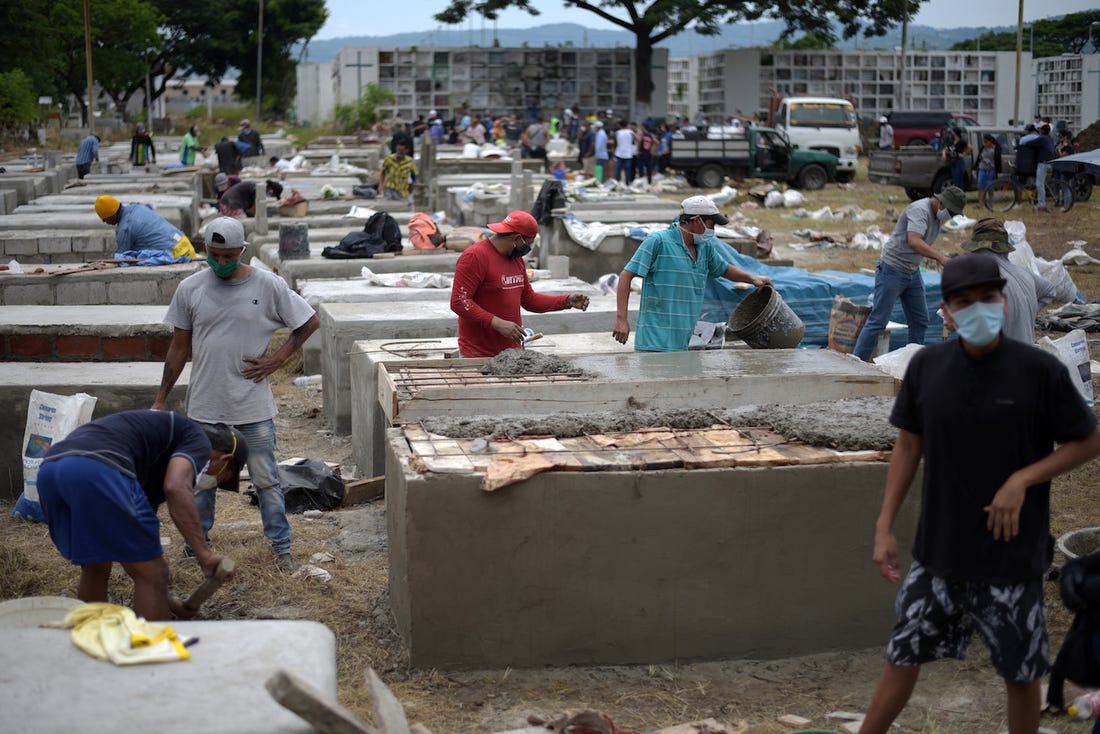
[444,226,488,252]
[827,296,871,354]
[12,390,97,522]
[1038,328,1094,405]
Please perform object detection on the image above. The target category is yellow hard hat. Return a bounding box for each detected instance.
[95,195,121,221]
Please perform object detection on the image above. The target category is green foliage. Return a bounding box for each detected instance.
[332,83,397,133]
[950,10,1100,57]
[776,32,836,49]
[0,69,40,131]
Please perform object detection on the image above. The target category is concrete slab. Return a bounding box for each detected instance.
[388,429,918,669]
[0,362,189,500]
[0,213,137,232]
[0,620,334,734]
[0,174,51,204]
[0,305,171,362]
[0,230,116,263]
[381,349,898,424]
[261,247,461,290]
[351,332,635,477]
[0,262,200,306]
[0,189,17,214]
[320,296,639,434]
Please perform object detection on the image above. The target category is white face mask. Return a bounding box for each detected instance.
[195,473,218,492]
[937,208,952,223]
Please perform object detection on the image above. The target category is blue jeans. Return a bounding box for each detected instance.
[1036,162,1050,208]
[615,157,633,184]
[194,418,291,555]
[853,261,929,362]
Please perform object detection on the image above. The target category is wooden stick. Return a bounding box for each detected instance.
[265,670,375,734]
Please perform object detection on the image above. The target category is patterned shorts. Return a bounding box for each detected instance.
[885,561,1049,681]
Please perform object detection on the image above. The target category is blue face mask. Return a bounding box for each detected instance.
[950,301,1003,347]
[695,226,716,245]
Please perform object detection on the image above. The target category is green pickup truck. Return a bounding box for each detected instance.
[868,126,1020,200]
[669,126,838,190]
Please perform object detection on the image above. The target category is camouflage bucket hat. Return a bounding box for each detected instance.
[962,218,1014,254]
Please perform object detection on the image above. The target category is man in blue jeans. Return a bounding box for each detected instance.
[852,186,966,361]
[153,217,320,572]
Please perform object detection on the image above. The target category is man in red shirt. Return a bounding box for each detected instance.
[450,210,590,357]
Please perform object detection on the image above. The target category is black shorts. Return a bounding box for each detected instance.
[885,561,1049,682]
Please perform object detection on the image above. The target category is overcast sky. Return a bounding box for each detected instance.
[316,0,1099,40]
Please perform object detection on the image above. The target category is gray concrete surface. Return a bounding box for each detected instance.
[0,620,335,733]
[0,362,189,500]
[387,431,919,668]
[262,246,461,289]
[320,296,640,434]
[0,263,200,306]
[0,230,116,263]
[0,305,169,336]
[350,332,636,477]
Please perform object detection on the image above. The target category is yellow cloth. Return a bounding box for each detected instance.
[49,602,190,665]
[172,235,197,260]
[95,195,122,221]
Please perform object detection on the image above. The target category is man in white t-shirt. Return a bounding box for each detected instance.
[153,217,319,572]
[614,120,636,184]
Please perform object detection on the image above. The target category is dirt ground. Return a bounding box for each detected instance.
[5,168,1100,733]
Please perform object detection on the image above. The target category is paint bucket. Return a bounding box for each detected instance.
[278,223,310,260]
[727,285,805,349]
[1057,527,1100,561]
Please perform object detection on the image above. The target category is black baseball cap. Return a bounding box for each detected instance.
[941,254,1006,299]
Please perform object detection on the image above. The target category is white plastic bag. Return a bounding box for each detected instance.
[1037,329,1093,406]
[764,190,784,208]
[872,343,924,381]
[782,189,807,208]
[12,390,97,521]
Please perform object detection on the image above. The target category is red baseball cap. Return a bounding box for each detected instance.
[487,210,538,238]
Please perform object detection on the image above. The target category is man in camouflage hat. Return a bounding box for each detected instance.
[962,218,1055,344]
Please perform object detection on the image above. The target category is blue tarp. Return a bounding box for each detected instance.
[701,240,945,349]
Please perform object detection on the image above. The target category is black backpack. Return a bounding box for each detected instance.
[1047,551,1100,711]
[321,212,403,259]
[363,211,401,251]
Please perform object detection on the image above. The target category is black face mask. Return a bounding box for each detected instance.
[510,236,532,259]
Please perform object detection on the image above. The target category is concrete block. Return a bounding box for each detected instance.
[387,434,920,669]
[2,283,53,306]
[37,235,73,254]
[3,237,38,256]
[0,189,16,215]
[48,253,85,265]
[70,234,113,253]
[0,620,335,734]
[56,280,108,304]
[107,279,161,304]
[0,362,190,500]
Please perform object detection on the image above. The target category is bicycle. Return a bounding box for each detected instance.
[983,174,1074,213]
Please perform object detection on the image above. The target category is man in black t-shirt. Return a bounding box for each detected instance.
[36,411,248,621]
[857,255,1100,734]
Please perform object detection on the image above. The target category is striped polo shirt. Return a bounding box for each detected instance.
[625,225,728,352]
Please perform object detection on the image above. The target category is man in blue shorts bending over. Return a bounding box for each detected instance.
[858,255,1100,734]
[36,410,248,620]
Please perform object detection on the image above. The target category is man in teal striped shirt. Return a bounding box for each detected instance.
[613,196,771,352]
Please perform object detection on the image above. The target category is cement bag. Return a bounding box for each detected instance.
[782,189,807,208]
[827,296,871,354]
[1037,258,1081,304]
[1038,329,1094,406]
[11,390,97,522]
[764,190,784,208]
[444,226,488,252]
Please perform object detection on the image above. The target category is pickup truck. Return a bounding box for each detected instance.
[670,126,838,190]
[868,126,1020,200]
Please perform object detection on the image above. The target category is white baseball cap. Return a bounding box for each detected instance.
[879,116,888,124]
[681,195,729,225]
[206,217,248,250]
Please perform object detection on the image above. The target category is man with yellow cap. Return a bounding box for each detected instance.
[95,195,197,260]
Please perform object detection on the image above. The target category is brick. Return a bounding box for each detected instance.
[2,283,54,306]
[106,280,159,305]
[71,234,113,254]
[9,333,53,357]
[102,336,148,359]
[149,335,172,358]
[1,237,38,256]
[56,280,107,304]
[55,335,100,357]
[38,236,73,254]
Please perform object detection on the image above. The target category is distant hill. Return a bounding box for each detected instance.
[298,21,1022,63]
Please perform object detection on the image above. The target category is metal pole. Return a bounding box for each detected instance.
[256,0,264,121]
[83,0,94,132]
[899,7,908,111]
[1013,0,1023,125]
[146,59,153,133]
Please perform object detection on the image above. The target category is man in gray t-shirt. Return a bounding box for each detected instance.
[853,186,966,361]
[154,217,319,571]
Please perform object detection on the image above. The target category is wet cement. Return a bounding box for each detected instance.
[419,396,896,450]
[739,396,896,451]
[479,349,588,376]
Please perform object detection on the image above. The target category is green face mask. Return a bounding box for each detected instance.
[206,255,240,278]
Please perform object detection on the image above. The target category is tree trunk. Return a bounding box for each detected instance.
[633,34,655,122]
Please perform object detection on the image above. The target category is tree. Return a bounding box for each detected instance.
[951,9,1100,57]
[0,70,40,133]
[0,1,63,101]
[778,33,836,50]
[434,0,927,119]
[333,83,397,133]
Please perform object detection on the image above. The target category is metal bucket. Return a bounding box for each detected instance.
[1057,527,1100,560]
[727,285,805,349]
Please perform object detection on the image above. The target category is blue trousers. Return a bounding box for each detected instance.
[853,261,929,362]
